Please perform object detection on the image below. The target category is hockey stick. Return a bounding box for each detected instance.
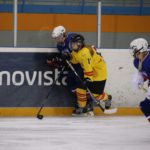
[142,87,148,92]
[36,66,66,119]
[139,85,148,92]
[66,60,117,114]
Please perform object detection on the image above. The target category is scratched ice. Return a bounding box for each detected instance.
[0,116,149,150]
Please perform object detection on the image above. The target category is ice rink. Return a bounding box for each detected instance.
[0,116,149,150]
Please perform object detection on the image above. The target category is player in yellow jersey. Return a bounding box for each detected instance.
[65,34,112,116]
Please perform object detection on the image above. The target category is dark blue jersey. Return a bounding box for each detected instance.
[57,33,75,53]
[134,52,150,78]
[134,52,150,122]
[55,32,84,92]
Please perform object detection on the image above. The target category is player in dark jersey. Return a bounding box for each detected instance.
[130,38,150,123]
[48,26,94,115]
[50,26,81,92]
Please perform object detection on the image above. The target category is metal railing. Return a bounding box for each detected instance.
[0,0,149,7]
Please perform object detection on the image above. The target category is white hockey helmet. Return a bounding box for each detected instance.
[51,25,66,38]
[130,38,148,56]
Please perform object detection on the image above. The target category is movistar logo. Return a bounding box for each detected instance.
[0,69,67,86]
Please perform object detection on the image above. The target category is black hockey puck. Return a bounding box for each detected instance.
[37,114,44,120]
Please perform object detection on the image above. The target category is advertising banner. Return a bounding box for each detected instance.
[0,51,76,107]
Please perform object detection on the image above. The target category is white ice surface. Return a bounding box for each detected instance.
[0,116,149,150]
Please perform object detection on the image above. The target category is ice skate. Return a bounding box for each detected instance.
[85,100,94,116]
[86,110,94,116]
[104,95,112,109]
[72,107,88,117]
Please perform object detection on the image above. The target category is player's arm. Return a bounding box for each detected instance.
[79,51,93,81]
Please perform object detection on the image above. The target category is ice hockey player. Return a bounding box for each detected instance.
[48,25,94,115]
[63,34,112,116]
[130,38,150,123]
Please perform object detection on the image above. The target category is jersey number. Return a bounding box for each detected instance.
[88,58,91,64]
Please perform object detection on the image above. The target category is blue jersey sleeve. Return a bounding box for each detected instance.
[134,53,150,78]
[56,33,75,53]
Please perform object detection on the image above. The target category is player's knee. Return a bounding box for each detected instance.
[139,98,150,118]
[140,98,150,108]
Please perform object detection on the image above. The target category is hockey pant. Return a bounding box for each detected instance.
[66,64,83,92]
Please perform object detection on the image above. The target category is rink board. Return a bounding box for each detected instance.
[0,48,146,116]
[0,107,143,116]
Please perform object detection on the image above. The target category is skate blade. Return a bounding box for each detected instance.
[72,113,88,117]
[72,111,95,117]
[104,108,118,114]
[87,111,95,116]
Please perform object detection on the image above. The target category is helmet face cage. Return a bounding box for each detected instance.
[130,38,148,57]
[69,41,82,51]
[131,46,142,57]
[69,34,85,51]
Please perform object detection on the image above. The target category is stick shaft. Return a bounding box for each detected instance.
[66,60,105,112]
[36,66,66,116]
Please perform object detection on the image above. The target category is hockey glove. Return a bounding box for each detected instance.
[132,72,144,90]
[83,78,92,88]
[47,57,62,68]
[61,52,71,61]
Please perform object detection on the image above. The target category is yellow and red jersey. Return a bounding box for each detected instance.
[70,46,107,81]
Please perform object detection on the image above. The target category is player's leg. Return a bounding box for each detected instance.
[89,80,112,109]
[71,64,94,116]
[140,98,150,122]
[72,88,88,116]
[86,94,94,116]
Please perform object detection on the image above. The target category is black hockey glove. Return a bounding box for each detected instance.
[83,78,92,87]
[61,52,71,61]
[47,57,63,68]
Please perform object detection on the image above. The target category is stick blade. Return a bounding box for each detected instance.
[104,108,118,114]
